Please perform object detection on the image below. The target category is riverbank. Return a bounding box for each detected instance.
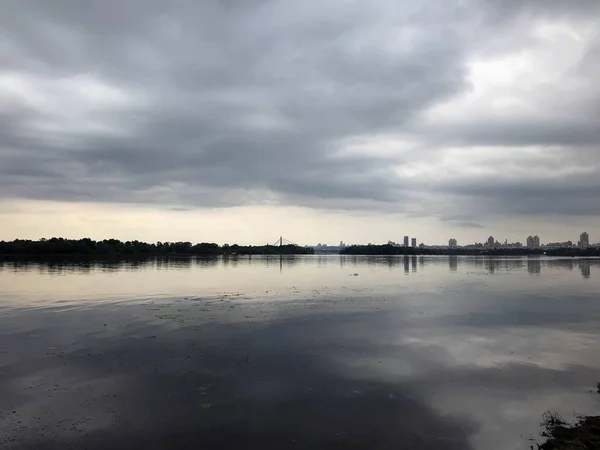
[0,238,313,256]
[539,412,600,450]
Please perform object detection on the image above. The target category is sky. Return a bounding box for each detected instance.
[1,0,599,246]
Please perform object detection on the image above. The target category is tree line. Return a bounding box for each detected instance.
[0,238,314,256]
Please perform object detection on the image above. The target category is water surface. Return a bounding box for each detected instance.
[1,255,599,449]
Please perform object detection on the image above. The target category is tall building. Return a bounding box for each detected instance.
[411,238,417,248]
[404,236,409,247]
[526,235,540,249]
[449,238,457,248]
[487,236,495,249]
[579,232,590,249]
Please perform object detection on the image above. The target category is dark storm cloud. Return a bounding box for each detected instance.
[0,0,465,205]
[0,0,599,219]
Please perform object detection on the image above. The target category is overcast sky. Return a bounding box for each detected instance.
[1,0,599,245]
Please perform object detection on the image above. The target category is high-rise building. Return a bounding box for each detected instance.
[411,238,417,248]
[526,236,540,249]
[448,238,457,248]
[487,236,495,249]
[579,232,590,249]
[404,236,409,247]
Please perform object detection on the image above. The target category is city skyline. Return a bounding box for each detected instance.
[2,229,597,250]
[310,231,595,249]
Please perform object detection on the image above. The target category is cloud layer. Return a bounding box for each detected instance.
[1,0,599,224]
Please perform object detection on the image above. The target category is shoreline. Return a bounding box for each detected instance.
[340,244,600,257]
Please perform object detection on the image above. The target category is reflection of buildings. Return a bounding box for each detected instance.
[527,257,541,275]
[485,257,497,274]
[472,256,527,274]
[449,256,458,272]
[334,254,596,278]
[579,260,591,278]
[579,232,590,249]
[545,258,574,271]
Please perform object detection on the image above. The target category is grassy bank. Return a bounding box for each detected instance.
[538,412,600,450]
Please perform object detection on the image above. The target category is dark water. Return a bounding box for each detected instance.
[1,255,599,449]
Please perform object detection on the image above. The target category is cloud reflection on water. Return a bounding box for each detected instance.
[0,256,599,449]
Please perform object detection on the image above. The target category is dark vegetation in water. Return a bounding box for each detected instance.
[0,238,313,256]
[537,412,600,450]
[340,244,600,257]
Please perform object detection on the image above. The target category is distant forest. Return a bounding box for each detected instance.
[0,238,314,256]
[340,244,600,257]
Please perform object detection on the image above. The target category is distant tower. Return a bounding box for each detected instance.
[404,236,409,247]
[526,235,541,249]
[411,238,417,248]
[579,232,590,249]
[487,236,495,249]
[448,238,457,248]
